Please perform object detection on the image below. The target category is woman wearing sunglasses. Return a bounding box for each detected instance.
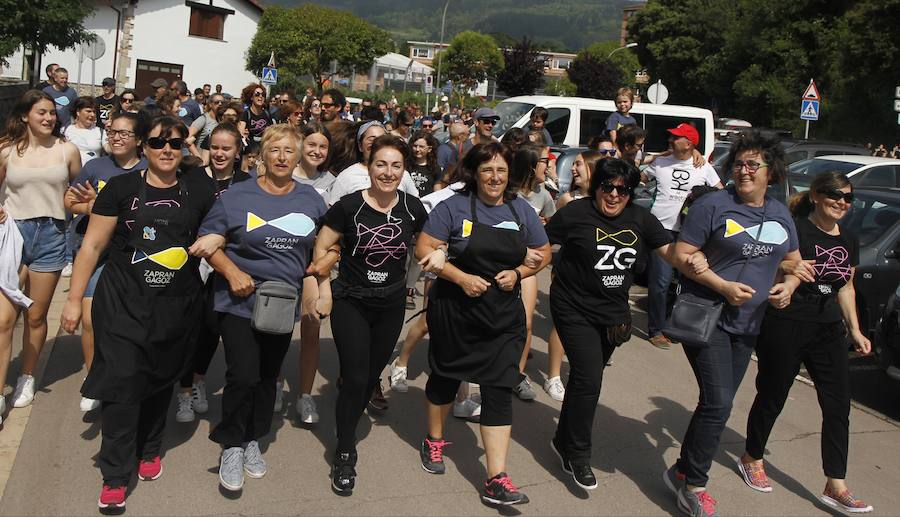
[238,83,273,144]
[61,116,216,510]
[187,93,224,153]
[303,96,321,124]
[737,171,872,513]
[117,89,138,114]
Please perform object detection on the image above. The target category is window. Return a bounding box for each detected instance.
[544,108,571,146]
[412,47,432,59]
[579,109,614,146]
[553,58,571,70]
[855,166,898,189]
[187,2,232,40]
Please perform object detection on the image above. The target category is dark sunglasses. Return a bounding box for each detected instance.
[147,137,184,150]
[321,102,337,108]
[598,148,617,156]
[252,91,265,97]
[422,124,433,128]
[121,97,134,103]
[600,182,631,196]
[819,188,854,203]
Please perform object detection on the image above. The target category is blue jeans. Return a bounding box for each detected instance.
[676,326,756,487]
[647,230,678,337]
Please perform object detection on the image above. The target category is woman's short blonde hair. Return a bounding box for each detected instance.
[256,123,303,175]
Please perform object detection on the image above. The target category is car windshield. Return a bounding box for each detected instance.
[788,158,859,177]
[493,101,535,137]
[841,193,900,247]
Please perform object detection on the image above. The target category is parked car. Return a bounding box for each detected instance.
[781,140,869,165]
[875,282,900,381]
[710,140,733,181]
[789,155,900,189]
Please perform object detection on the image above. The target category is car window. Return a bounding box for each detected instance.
[785,150,808,164]
[544,108,571,146]
[843,195,900,247]
[579,109,614,146]
[854,166,898,188]
[493,101,535,137]
[634,113,708,155]
[788,158,859,177]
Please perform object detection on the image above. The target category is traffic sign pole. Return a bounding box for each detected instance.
[800,78,820,139]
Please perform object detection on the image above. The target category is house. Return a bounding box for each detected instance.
[407,40,576,79]
[1,0,263,99]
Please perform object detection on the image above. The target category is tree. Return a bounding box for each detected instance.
[246,5,394,92]
[0,0,95,85]
[496,37,546,97]
[567,52,623,99]
[433,31,504,103]
[581,41,641,88]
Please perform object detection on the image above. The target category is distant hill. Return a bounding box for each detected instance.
[262,0,630,52]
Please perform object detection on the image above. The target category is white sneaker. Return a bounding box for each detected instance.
[12,374,35,408]
[175,392,194,423]
[389,359,408,392]
[0,397,6,425]
[452,396,481,422]
[80,396,100,412]
[543,376,566,402]
[273,381,284,413]
[297,393,319,424]
[191,380,208,414]
[61,262,73,277]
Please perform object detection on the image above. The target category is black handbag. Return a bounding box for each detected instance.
[663,201,767,347]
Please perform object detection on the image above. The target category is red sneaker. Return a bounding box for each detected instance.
[138,456,162,481]
[98,485,126,509]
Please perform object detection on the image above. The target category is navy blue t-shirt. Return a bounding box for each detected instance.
[198,178,327,319]
[178,98,202,126]
[605,112,636,135]
[678,188,798,336]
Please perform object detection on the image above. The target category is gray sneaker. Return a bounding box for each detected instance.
[219,447,244,491]
[663,464,685,494]
[242,441,267,478]
[514,378,537,401]
[677,486,720,517]
[297,394,319,424]
[175,392,194,423]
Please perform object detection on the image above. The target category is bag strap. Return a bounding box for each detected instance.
[734,200,767,284]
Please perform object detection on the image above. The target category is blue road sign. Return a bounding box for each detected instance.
[261,67,278,84]
[800,99,819,121]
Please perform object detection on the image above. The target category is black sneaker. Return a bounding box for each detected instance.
[482,472,529,506]
[571,462,598,490]
[367,381,389,412]
[331,451,357,496]
[550,437,573,475]
[420,435,451,474]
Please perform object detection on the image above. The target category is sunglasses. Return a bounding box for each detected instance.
[422,124,433,128]
[819,188,854,203]
[478,118,497,125]
[598,148,617,156]
[321,102,337,108]
[600,182,631,196]
[121,98,134,103]
[252,91,265,97]
[147,137,184,150]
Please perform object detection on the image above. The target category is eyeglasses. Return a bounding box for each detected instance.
[120,98,134,103]
[211,100,223,105]
[537,157,550,165]
[252,91,265,97]
[107,129,135,139]
[411,144,430,150]
[819,188,854,203]
[292,111,302,117]
[146,137,184,150]
[600,182,632,196]
[598,148,617,156]
[732,160,768,173]
[321,102,337,108]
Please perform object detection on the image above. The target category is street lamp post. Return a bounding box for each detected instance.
[434,0,449,111]
[607,42,638,59]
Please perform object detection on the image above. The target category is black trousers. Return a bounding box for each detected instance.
[331,296,405,452]
[551,302,618,464]
[180,284,220,388]
[99,387,172,487]
[425,373,513,426]
[745,316,850,478]
[208,313,291,448]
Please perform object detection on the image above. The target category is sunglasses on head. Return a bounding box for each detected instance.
[819,188,854,203]
[147,137,184,150]
[600,182,631,196]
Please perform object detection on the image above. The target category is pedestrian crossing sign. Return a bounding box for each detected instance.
[261,67,278,85]
[800,99,819,121]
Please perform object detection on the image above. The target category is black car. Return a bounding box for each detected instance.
[875,282,900,381]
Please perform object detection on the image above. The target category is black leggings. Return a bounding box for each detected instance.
[746,316,850,478]
[180,282,220,388]
[99,387,172,487]
[332,296,406,452]
[425,373,513,426]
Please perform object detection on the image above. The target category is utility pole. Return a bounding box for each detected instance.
[434,0,449,111]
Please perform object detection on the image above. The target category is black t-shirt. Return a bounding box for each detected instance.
[322,190,427,297]
[768,217,859,322]
[243,107,273,142]
[546,198,671,325]
[94,95,118,129]
[208,169,252,197]
[408,162,440,195]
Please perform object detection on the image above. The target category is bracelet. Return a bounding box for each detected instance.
[513,269,522,284]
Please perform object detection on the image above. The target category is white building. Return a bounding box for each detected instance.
[1,0,263,98]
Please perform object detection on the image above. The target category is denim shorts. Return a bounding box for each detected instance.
[84,264,106,298]
[16,217,67,273]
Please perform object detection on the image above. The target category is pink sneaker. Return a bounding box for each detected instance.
[138,456,162,481]
[98,485,126,509]
[737,458,772,492]
[821,485,873,513]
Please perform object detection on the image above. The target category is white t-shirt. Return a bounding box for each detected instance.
[64,125,105,164]
[327,162,419,206]
[644,155,720,231]
[421,181,464,213]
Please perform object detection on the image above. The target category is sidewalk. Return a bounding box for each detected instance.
[0,276,898,515]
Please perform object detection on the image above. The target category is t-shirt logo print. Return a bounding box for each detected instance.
[594,227,638,273]
[814,244,851,282]
[354,217,407,267]
[131,247,189,270]
[724,219,788,245]
[245,212,315,236]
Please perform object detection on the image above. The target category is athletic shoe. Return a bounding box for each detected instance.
[367,381,388,412]
[219,447,244,491]
[514,378,536,401]
[175,392,194,423]
[389,359,408,393]
[273,380,285,413]
[297,393,319,424]
[677,486,719,517]
[482,472,529,506]
[242,440,267,478]
[663,464,686,494]
[80,396,100,412]
[138,456,162,481]
[550,437,572,474]
[97,485,126,509]
[12,375,35,408]
[191,380,208,414]
[821,485,873,513]
[737,458,772,493]
[331,450,357,496]
[61,262,73,278]
[543,376,566,401]
[451,396,481,422]
[571,462,598,490]
[420,436,451,474]
[406,288,416,310]
[0,397,6,425]
[649,334,672,350]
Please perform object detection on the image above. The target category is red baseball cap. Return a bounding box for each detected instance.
[667,123,700,145]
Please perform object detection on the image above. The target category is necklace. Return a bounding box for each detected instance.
[808,214,839,236]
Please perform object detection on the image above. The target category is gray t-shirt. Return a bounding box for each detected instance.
[678,188,798,336]
[190,114,218,149]
[293,169,335,202]
[518,185,556,218]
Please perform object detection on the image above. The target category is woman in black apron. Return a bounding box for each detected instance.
[415,142,551,506]
[61,116,215,511]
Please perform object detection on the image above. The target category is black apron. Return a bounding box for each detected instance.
[427,194,528,388]
[83,171,203,403]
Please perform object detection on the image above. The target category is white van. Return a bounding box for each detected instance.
[493,95,715,156]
